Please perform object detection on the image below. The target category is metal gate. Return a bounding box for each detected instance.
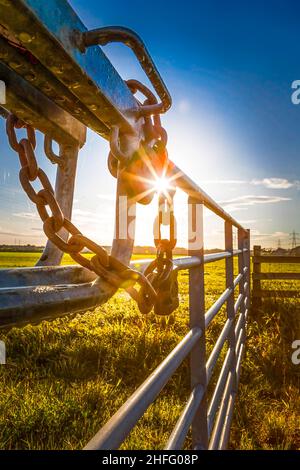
[0,0,250,450]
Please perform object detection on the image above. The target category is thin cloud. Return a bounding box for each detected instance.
[0,230,42,238]
[218,195,291,212]
[201,177,300,190]
[251,178,294,189]
[201,179,246,185]
[251,230,289,240]
[97,194,115,201]
[13,212,39,220]
[238,219,257,225]
[72,208,103,225]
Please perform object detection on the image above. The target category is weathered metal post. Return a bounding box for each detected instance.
[245,229,251,309]
[188,197,208,450]
[225,222,237,394]
[238,229,247,317]
[36,142,81,266]
[253,245,262,308]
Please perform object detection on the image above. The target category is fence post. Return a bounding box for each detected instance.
[238,230,247,316]
[225,222,237,393]
[253,245,261,308]
[188,197,208,450]
[245,229,251,309]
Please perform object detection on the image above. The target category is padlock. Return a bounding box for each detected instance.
[137,270,157,315]
[154,269,179,316]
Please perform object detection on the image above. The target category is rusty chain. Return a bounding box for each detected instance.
[6,113,157,308]
[6,73,178,315]
[106,78,179,315]
[138,191,179,316]
[107,80,170,205]
[44,135,65,168]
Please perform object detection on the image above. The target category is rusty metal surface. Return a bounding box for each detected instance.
[0,0,140,134]
[0,250,248,329]
[0,62,86,145]
[0,34,109,138]
[0,265,96,288]
[0,279,114,329]
[6,114,157,311]
[79,26,172,115]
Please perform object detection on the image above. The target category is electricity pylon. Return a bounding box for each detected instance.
[289,230,300,249]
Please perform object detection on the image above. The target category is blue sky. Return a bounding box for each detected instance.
[1,0,300,248]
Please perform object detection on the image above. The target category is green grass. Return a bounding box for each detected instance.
[0,253,299,449]
[0,252,93,268]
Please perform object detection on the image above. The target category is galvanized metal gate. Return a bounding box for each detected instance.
[0,0,250,450]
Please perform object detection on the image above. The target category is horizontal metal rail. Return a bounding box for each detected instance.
[0,217,250,449]
[0,265,96,288]
[171,166,247,232]
[234,293,244,314]
[206,318,234,382]
[0,62,86,146]
[165,385,205,450]
[0,280,115,329]
[204,289,232,328]
[83,261,249,450]
[0,0,251,452]
[0,250,246,289]
[209,309,248,450]
[218,339,247,450]
[207,348,234,436]
[205,268,248,328]
[209,370,235,449]
[207,309,248,435]
[84,327,202,450]
[161,278,249,449]
[0,250,248,328]
[1,0,140,136]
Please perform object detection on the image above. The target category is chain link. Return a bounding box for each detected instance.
[6,114,157,309]
[138,191,179,316]
[44,135,65,168]
[6,76,177,316]
[108,80,169,205]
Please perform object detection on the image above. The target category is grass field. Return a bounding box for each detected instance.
[0,253,299,449]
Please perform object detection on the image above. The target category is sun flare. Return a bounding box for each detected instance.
[153,176,171,194]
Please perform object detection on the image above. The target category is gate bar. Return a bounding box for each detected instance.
[165,385,205,450]
[84,327,202,450]
[188,199,209,450]
[0,0,140,135]
[0,251,249,328]
[0,62,86,146]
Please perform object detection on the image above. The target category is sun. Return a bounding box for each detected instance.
[153,176,171,194]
